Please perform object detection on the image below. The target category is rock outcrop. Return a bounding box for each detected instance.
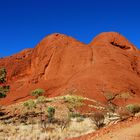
[0,32,140,105]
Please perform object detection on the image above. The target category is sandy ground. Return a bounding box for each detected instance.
[68,115,140,140]
[95,122,140,140]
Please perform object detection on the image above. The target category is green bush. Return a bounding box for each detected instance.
[36,96,46,104]
[126,104,140,114]
[0,68,9,98]
[31,88,45,98]
[47,106,55,123]
[0,93,6,98]
[0,85,9,92]
[69,111,84,122]
[63,95,84,109]
[23,99,36,110]
[69,112,81,118]
[0,68,6,83]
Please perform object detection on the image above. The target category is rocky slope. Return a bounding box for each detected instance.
[67,113,140,140]
[0,32,140,105]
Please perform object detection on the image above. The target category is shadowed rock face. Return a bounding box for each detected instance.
[0,32,140,105]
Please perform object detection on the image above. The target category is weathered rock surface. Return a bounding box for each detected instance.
[0,32,140,105]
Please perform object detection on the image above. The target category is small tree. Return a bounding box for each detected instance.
[31,88,45,98]
[0,92,6,98]
[47,106,55,123]
[31,90,46,130]
[37,96,46,126]
[23,99,36,131]
[91,112,105,129]
[0,68,6,83]
[0,68,9,99]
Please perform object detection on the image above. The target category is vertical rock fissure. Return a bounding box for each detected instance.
[131,55,140,77]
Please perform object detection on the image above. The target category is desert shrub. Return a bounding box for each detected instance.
[107,102,118,113]
[0,93,6,98]
[3,85,10,90]
[23,100,37,128]
[23,99,36,110]
[76,116,84,122]
[91,112,105,128]
[31,88,45,98]
[126,104,140,114]
[69,111,84,122]
[69,112,81,118]
[0,85,9,94]
[52,104,70,131]
[0,68,6,83]
[0,68,9,98]
[69,112,86,118]
[36,96,47,130]
[47,106,55,123]
[36,96,46,104]
[63,95,84,109]
[117,107,132,120]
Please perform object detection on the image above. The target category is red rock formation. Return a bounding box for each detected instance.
[0,32,140,105]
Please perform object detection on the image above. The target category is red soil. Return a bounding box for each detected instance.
[0,32,140,105]
[67,115,140,140]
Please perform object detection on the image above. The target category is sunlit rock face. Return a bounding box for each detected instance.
[0,32,140,105]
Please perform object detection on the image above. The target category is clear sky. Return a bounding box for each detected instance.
[0,0,140,57]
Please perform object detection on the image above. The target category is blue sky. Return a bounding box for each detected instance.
[0,0,140,57]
